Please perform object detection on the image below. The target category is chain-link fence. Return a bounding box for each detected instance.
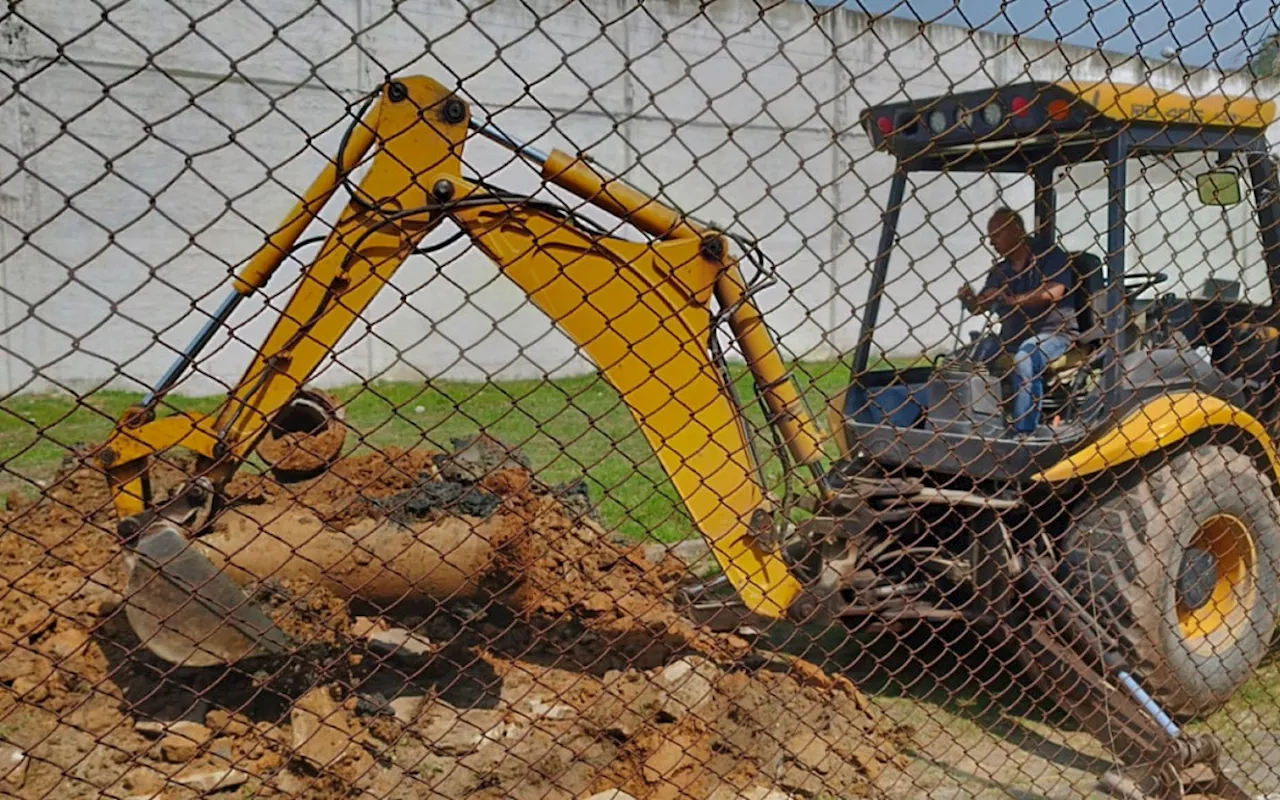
[3,1,1280,799]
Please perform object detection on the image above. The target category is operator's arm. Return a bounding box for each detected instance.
[1004,281,1067,308]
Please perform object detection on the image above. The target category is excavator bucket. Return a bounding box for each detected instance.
[122,525,293,667]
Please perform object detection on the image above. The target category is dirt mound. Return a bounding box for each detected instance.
[0,440,904,799]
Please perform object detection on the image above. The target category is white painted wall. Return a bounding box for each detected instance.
[1,0,1278,397]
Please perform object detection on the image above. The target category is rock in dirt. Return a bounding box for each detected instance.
[709,788,794,800]
[526,697,573,719]
[652,656,719,719]
[174,766,250,792]
[205,709,253,738]
[138,719,212,741]
[546,477,595,520]
[643,738,688,783]
[379,477,503,522]
[159,735,200,763]
[79,584,122,617]
[434,434,530,483]
[389,695,426,724]
[39,625,88,660]
[13,608,53,641]
[644,539,713,570]
[787,731,835,772]
[418,706,501,756]
[366,627,432,658]
[154,721,212,762]
[0,745,26,787]
[350,616,386,638]
[291,687,366,772]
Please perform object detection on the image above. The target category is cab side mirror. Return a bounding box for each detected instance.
[1197,169,1243,206]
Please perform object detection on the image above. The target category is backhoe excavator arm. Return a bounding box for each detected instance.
[90,74,1263,800]
[97,74,831,621]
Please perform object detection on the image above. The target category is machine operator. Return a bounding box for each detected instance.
[957,207,1078,434]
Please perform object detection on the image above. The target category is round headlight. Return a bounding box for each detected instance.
[982,101,1004,126]
[927,109,948,134]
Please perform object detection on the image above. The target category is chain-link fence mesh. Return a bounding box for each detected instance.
[2,1,1280,798]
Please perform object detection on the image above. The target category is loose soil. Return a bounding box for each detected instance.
[0,437,905,800]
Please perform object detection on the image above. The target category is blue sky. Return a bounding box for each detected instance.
[808,0,1278,69]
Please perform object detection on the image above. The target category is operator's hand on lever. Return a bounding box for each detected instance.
[958,284,1002,313]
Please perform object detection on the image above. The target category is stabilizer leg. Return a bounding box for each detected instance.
[1004,555,1256,800]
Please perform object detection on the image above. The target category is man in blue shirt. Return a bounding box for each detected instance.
[957,207,1078,434]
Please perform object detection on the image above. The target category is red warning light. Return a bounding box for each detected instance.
[877,116,893,134]
[1011,96,1030,117]
[1047,99,1071,122]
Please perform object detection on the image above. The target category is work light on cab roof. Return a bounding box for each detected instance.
[861,80,1276,158]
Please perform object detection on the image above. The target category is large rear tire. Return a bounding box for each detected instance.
[1062,442,1280,720]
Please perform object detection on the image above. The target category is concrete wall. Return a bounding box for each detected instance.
[1,0,1278,397]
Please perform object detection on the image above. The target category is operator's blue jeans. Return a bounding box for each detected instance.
[1008,332,1073,433]
[966,332,1073,433]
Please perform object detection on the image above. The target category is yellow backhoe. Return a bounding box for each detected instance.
[90,74,1277,800]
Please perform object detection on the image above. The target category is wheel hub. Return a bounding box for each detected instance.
[1177,546,1218,612]
[1176,513,1257,644]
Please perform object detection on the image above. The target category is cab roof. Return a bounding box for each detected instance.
[860,80,1276,169]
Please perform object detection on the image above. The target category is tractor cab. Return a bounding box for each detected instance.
[834,80,1280,483]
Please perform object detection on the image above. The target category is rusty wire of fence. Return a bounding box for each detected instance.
[3,1,1280,799]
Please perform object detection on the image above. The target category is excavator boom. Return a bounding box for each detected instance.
[98,75,829,652]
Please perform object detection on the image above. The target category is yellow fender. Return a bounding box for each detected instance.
[1032,391,1280,484]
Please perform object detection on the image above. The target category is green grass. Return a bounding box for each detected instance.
[0,357,901,542]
